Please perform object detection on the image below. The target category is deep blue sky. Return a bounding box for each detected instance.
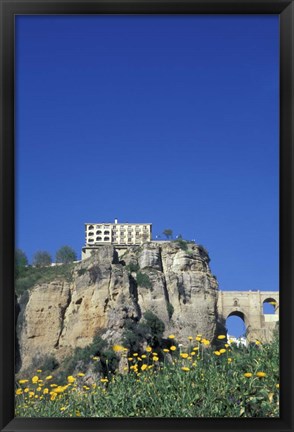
[15,15,279,336]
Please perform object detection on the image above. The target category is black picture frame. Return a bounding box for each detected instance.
[0,0,293,431]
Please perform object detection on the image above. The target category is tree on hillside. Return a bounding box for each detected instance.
[33,251,52,267]
[163,229,173,240]
[15,249,28,277]
[15,248,28,267]
[56,246,77,264]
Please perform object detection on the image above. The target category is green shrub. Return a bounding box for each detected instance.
[136,271,152,289]
[77,268,87,276]
[167,302,174,319]
[126,262,139,273]
[174,239,189,251]
[15,264,74,296]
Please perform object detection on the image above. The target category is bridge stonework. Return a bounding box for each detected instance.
[217,291,279,343]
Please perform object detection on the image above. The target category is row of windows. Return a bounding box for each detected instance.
[87,224,150,231]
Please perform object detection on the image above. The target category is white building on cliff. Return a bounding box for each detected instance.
[82,219,152,260]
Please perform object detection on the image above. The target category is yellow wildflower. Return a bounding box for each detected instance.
[276,383,280,389]
[36,386,42,391]
[188,336,193,340]
[170,345,177,351]
[43,388,49,394]
[146,346,152,352]
[148,365,154,369]
[112,344,125,352]
[225,344,229,348]
[152,356,159,362]
[37,369,42,373]
[195,337,201,341]
[50,384,58,388]
[128,357,133,361]
[45,375,53,380]
[29,391,34,398]
[256,371,266,378]
[255,340,261,345]
[191,352,196,356]
[100,378,108,383]
[15,389,23,395]
[163,348,169,353]
[181,367,190,372]
[213,351,221,356]
[76,411,81,416]
[77,373,85,377]
[67,376,76,384]
[133,353,138,357]
[168,335,175,339]
[50,392,57,401]
[228,358,233,363]
[202,339,210,345]
[24,388,29,393]
[180,353,189,359]
[18,379,28,384]
[219,348,226,354]
[92,356,99,361]
[83,386,90,390]
[217,335,226,340]
[141,354,147,358]
[193,346,199,351]
[141,364,148,371]
[244,372,252,378]
[32,376,39,384]
[60,407,66,411]
[54,386,67,394]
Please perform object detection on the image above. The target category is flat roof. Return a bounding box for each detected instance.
[85,222,152,225]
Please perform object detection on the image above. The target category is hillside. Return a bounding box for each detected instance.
[16,241,224,373]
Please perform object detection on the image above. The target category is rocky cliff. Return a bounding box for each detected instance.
[16,242,221,372]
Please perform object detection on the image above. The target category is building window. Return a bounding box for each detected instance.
[104,236,110,241]
[88,232,94,236]
[88,225,94,230]
[96,230,102,234]
[104,230,110,235]
[88,238,94,242]
[96,236,102,241]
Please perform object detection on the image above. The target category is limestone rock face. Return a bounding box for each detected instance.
[17,242,220,372]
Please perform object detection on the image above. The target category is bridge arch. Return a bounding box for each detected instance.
[262,297,279,314]
[217,290,279,343]
[225,309,248,337]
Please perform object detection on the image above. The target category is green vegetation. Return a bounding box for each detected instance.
[173,238,189,251]
[136,271,152,289]
[126,262,139,273]
[167,302,174,319]
[15,334,279,418]
[56,246,77,264]
[15,249,28,278]
[32,251,52,267]
[163,229,173,240]
[15,264,74,296]
[123,311,165,353]
[54,333,119,384]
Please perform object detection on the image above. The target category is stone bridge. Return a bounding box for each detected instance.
[217,290,279,343]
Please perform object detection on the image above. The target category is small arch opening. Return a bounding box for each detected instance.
[263,298,277,314]
[96,236,102,241]
[104,236,110,241]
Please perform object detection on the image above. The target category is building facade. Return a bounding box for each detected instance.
[82,219,152,259]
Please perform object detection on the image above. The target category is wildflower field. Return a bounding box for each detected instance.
[15,334,279,418]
